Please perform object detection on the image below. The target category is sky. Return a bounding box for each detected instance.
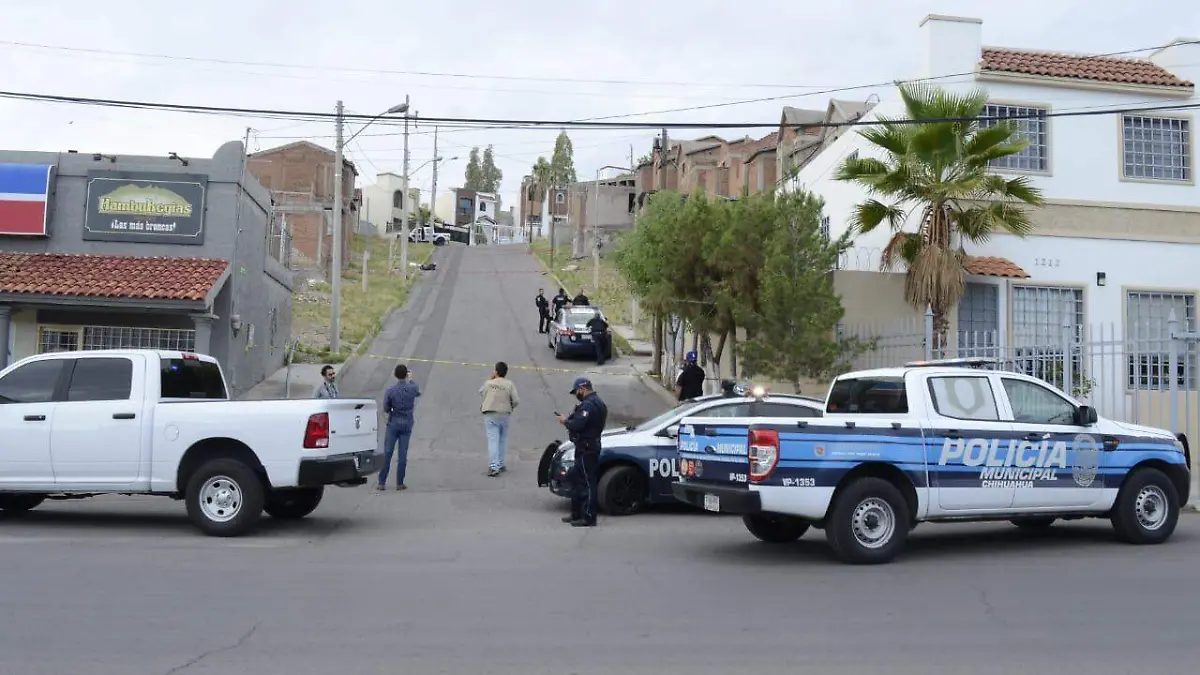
[0,0,1194,213]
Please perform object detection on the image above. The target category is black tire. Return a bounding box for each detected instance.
[824,477,910,565]
[597,465,647,516]
[184,458,266,537]
[264,487,324,520]
[1110,467,1180,545]
[743,514,810,543]
[554,340,565,360]
[0,493,46,513]
[537,441,561,487]
[1011,517,1056,531]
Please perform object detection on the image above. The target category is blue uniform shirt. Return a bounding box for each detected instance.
[564,392,608,445]
[384,380,422,430]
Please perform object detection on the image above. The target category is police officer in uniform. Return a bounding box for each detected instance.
[535,288,551,334]
[557,377,608,527]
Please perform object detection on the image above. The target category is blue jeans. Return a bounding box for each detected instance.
[484,413,511,471]
[379,422,412,486]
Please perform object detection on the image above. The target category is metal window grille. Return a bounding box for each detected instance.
[1126,291,1197,390]
[957,282,1000,357]
[81,326,196,352]
[1123,115,1190,181]
[1011,285,1083,384]
[38,328,80,353]
[981,104,1049,172]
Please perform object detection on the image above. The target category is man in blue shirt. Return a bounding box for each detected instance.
[379,364,421,491]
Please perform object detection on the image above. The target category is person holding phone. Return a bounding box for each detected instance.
[556,377,608,527]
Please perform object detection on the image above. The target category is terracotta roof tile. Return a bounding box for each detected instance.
[964,255,1029,279]
[980,47,1193,88]
[0,253,229,301]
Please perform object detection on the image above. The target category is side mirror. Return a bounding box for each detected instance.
[665,425,679,439]
[1074,405,1098,425]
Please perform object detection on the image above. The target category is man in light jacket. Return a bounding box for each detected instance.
[479,361,520,477]
[314,364,339,399]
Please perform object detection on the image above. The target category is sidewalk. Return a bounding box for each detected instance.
[236,363,327,400]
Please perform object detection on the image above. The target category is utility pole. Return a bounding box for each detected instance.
[331,100,345,354]
[430,125,439,233]
[591,171,601,291]
[399,95,412,282]
[652,128,668,377]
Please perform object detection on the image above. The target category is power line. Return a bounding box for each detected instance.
[0,38,840,90]
[1,88,1196,132]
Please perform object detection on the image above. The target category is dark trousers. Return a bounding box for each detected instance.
[592,333,607,365]
[539,312,551,333]
[569,449,600,523]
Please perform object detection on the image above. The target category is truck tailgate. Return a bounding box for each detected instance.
[677,420,752,485]
[324,400,378,455]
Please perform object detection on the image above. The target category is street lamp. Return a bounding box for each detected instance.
[331,98,409,354]
[591,165,633,291]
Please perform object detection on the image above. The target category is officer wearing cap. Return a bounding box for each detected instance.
[557,376,608,527]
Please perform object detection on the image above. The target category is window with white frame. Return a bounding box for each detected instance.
[1122,115,1191,182]
[1010,285,1083,391]
[37,325,196,354]
[980,103,1049,172]
[1126,290,1197,390]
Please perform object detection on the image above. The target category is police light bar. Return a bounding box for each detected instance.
[904,357,998,369]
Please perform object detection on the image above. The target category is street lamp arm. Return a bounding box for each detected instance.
[344,102,410,145]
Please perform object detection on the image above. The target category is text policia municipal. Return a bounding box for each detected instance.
[938,436,1099,489]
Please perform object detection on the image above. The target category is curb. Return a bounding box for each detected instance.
[631,361,677,406]
[345,245,437,361]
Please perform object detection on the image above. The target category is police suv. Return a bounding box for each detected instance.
[671,359,1192,564]
[537,386,823,515]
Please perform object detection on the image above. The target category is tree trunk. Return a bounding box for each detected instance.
[932,306,950,356]
[729,322,738,381]
[652,312,663,376]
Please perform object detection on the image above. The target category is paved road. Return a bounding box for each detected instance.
[4,244,1200,674]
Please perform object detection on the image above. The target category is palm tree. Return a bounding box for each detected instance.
[834,81,1045,346]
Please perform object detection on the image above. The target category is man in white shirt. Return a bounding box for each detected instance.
[479,361,520,477]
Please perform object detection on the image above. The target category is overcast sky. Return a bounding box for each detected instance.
[0,0,1193,211]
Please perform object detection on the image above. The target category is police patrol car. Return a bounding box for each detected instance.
[671,358,1192,564]
[537,385,823,515]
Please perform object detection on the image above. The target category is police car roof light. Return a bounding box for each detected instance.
[903,357,998,369]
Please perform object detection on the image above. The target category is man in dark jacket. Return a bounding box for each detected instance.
[557,377,608,527]
[535,288,551,334]
[551,288,569,317]
[572,287,591,306]
[379,364,421,491]
[585,312,610,365]
[676,351,705,401]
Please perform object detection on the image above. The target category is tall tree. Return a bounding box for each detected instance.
[834,82,1045,345]
[464,147,484,190]
[480,146,503,193]
[549,131,577,186]
[736,191,865,391]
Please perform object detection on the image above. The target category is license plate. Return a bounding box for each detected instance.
[580,334,591,341]
[703,494,720,512]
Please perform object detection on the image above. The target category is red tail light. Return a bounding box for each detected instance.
[303,412,330,449]
[748,428,780,482]
[560,328,574,336]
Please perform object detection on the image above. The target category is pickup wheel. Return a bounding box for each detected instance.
[0,493,46,514]
[1110,467,1180,545]
[598,465,646,516]
[824,477,910,565]
[185,459,265,537]
[743,514,809,543]
[264,487,324,520]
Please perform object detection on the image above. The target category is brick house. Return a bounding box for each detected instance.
[246,141,358,272]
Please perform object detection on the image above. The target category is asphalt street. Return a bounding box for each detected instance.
[4,243,1200,675]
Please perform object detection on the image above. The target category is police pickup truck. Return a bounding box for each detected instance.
[671,358,1191,564]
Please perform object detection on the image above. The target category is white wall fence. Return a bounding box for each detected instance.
[837,307,1200,446]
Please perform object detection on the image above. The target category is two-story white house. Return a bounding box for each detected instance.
[791,14,1199,434]
[360,172,420,236]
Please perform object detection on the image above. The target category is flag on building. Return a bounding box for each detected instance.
[0,163,55,236]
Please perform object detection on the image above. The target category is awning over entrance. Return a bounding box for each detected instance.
[963,255,1029,279]
[0,252,231,310]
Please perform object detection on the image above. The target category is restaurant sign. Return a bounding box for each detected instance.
[83,170,207,245]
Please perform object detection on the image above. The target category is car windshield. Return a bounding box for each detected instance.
[631,398,710,432]
[564,309,601,329]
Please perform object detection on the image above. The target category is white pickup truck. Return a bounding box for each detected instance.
[0,349,382,536]
[672,358,1192,564]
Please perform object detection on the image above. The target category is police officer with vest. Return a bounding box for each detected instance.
[557,377,608,527]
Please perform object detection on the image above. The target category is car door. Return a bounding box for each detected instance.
[0,358,69,486]
[50,355,144,487]
[999,376,1106,510]
[922,373,1019,513]
[651,400,753,497]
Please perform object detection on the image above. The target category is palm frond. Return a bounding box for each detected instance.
[955,201,1037,243]
[855,123,912,158]
[880,231,923,272]
[848,199,906,235]
[903,245,967,317]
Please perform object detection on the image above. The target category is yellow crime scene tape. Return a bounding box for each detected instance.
[348,351,732,385]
